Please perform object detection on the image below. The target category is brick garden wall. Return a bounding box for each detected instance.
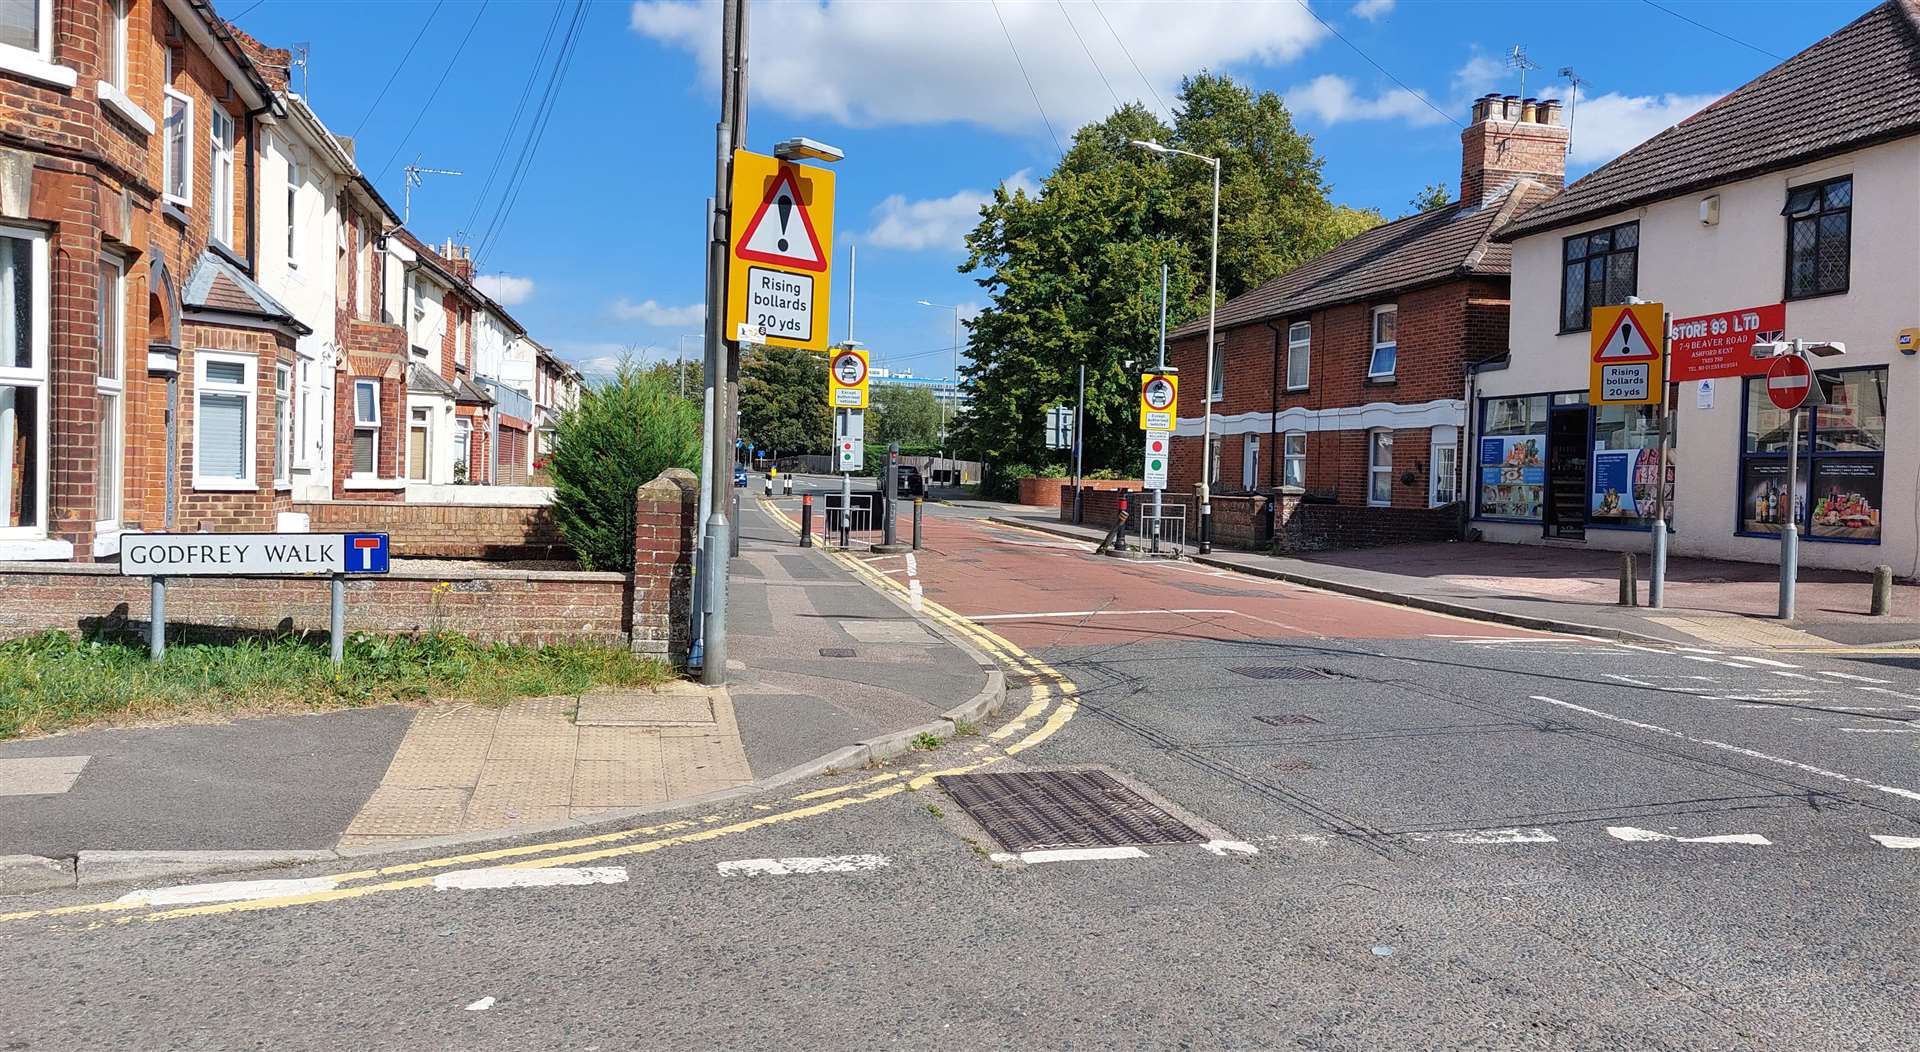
[1021,477,1141,508]
[1278,502,1463,552]
[294,500,569,560]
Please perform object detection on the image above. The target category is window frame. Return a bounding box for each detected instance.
[1367,305,1397,379]
[0,224,51,541]
[406,405,430,482]
[163,88,194,208]
[350,378,380,477]
[192,350,258,491]
[0,0,75,89]
[1783,175,1852,301]
[1367,428,1394,507]
[273,362,292,488]
[1241,432,1259,491]
[1428,426,1459,508]
[1282,431,1306,489]
[209,106,236,247]
[95,255,126,533]
[1559,221,1640,333]
[1285,321,1310,392]
[104,0,129,91]
[1208,336,1224,402]
[1736,365,1885,545]
[284,151,301,269]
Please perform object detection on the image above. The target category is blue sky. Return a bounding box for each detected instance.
[232,0,1867,383]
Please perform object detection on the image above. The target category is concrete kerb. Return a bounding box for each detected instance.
[983,515,1673,647]
[0,513,1015,899]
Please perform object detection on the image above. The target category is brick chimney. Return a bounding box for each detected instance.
[439,239,475,282]
[1460,92,1569,207]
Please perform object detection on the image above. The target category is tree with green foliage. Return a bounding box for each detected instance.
[1408,181,1453,214]
[548,361,702,571]
[956,73,1375,475]
[643,356,703,400]
[738,344,831,456]
[869,383,944,448]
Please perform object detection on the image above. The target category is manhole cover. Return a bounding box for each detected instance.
[934,770,1206,852]
[1229,665,1331,681]
[1254,713,1322,726]
[819,647,857,658]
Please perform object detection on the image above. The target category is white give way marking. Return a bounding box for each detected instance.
[716,854,891,876]
[432,866,628,891]
[1607,826,1771,846]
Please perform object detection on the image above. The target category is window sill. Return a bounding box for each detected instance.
[343,476,405,491]
[97,82,155,134]
[0,50,77,90]
[193,478,258,492]
[0,537,75,561]
[1285,385,1309,394]
[1785,287,1849,303]
[162,201,189,226]
[91,527,124,557]
[1365,376,1398,386]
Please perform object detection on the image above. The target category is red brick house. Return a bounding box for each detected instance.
[1165,94,1567,545]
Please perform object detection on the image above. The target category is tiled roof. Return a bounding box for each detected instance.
[454,377,495,405]
[182,252,311,335]
[1170,183,1547,339]
[1500,0,1920,240]
[408,362,457,397]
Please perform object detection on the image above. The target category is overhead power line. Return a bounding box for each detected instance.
[1057,0,1123,113]
[378,1,492,181]
[1089,0,1168,118]
[1286,0,1461,128]
[353,1,445,137]
[991,0,1064,156]
[474,0,590,265]
[1640,0,1783,61]
[458,0,568,243]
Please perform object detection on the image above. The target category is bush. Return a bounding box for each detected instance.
[549,362,702,571]
[981,461,1067,501]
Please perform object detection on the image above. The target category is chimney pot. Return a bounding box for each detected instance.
[1501,95,1521,121]
[1539,99,1562,126]
[1521,98,1538,123]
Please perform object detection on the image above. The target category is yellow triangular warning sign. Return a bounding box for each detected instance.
[1592,306,1659,362]
[736,167,828,272]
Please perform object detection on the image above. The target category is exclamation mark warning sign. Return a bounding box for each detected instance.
[736,167,827,271]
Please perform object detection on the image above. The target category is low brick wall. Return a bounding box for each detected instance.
[1022,477,1141,508]
[1063,487,1138,529]
[1277,502,1463,552]
[294,500,568,560]
[1194,494,1273,550]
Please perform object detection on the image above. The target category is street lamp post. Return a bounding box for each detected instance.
[917,299,962,488]
[1131,139,1220,553]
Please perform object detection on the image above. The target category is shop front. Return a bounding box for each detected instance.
[1474,393,1672,540]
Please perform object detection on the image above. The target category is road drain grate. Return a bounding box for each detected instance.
[1229,665,1333,681]
[935,770,1206,852]
[818,648,857,658]
[1254,713,1323,726]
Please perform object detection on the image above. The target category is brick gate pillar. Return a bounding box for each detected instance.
[629,467,699,662]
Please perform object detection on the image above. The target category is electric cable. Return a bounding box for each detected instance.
[377,0,492,180]
[991,0,1064,156]
[352,0,444,136]
[1287,0,1461,128]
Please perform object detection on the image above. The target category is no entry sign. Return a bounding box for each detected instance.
[1767,354,1812,410]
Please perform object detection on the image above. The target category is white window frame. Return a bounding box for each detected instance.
[1368,305,1398,379]
[104,0,128,90]
[1208,336,1224,401]
[273,362,292,488]
[407,405,430,482]
[454,417,471,480]
[193,350,258,491]
[1429,425,1460,508]
[351,378,380,477]
[1283,431,1306,489]
[1367,428,1394,507]
[1241,433,1259,491]
[0,0,75,89]
[285,152,301,269]
[0,224,51,541]
[95,255,126,535]
[1207,434,1222,486]
[209,107,235,246]
[163,88,194,208]
[1286,321,1310,391]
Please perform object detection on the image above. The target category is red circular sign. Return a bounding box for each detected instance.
[1149,438,1164,453]
[833,352,867,387]
[1142,376,1175,410]
[1766,354,1812,411]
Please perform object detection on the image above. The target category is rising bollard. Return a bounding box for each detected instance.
[912,499,924,550]
[800,494,814,547]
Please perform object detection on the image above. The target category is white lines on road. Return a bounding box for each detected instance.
[1816,669,1894,684]
[1836,728,1920,734]
[432,867,629,891]
[988,846,1150,864]
[1607,826,1772,846]
[1870,835,1920,849]
[465,997,497,1012]
[1446,828,1559,845]
[1729,655,1799,669]
[716,854,890,877]
[1200,840,1260,856]
[1529,694,1920,804]
[964,608,1235,622]
[115,876,341,907]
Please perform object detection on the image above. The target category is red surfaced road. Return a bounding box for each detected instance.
[892,516,1549,650]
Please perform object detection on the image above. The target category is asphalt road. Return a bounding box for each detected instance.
[3,499,1918,1050]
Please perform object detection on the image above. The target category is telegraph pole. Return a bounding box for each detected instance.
[700,0,747,685]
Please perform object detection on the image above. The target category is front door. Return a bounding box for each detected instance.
[1545,406,1590,539]
[1242,434,1259,491]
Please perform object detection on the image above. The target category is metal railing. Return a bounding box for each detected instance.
[1131,501,1188,554]
[816,491,886,548]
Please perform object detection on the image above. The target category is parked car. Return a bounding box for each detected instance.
[896,465,925,497]
[734,466,748,487]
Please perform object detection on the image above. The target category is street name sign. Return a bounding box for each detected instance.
[120,533,390,576]
[829,346,870,408]
[1669,302,1784,382]
[1140,371,1178,430]
[1589,302,1664,405]
[1767,353,1812,411]
[727,150,835,351]
[1143,430,1170,490]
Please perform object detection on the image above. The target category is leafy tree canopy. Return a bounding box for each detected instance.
[1408,181,1453,214]
[738,344,831,455]
[869,383,945,448]
[548,361,702,572]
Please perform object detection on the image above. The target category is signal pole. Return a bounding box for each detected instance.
[699,0,747,685]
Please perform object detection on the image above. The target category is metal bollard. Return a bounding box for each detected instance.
[1618,551,1638,607]
[912,499,924,550]
[800,494,814,547]
[783,475,792,495]
[1871,564,1894,616]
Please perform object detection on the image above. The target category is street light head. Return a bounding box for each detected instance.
[1806,341,1846,358]
[1751,340,1788,359]
[1129,139,1170,154]
[773,137,844,163]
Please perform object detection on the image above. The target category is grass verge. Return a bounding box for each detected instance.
[0,630,674,740]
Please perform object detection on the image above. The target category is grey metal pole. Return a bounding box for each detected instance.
[912,499,923,550]
[329,574,346,664]
[1649,312,1671,608]
[883,441,899,545]
[945,304,958,485]
[691,383,713,653]
[846,242,856,344]
[840,408,852,544]
[1780,404,1801,620]
[1073,363,1085,524]
[1198,157,1220,554]
[149,576,166,662]
[1152,263,1167,552]
[700,0,744,685]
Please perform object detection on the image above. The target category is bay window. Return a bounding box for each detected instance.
[194,352,256,490]
[1286,321,1310,391]
[351,379,379,475]
[0,226,48,539]
[97,257,125,531]
[1367,429,1393,506]
[1368,306,1397,378]
[210,108,235,246]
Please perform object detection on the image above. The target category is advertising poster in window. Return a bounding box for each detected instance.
[1590,447,1674,521]
[1478,435,1544,519]
[1810,460,1882,541]
[1741,460,1807,536]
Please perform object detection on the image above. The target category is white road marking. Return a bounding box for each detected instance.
[1870,835,1920,849]
[1768,669,1819,680]
[1728,656,1799,669]
[115,876,342,907]
[1815,670,1894,684]
[1200,840,1259,856]
[1444,828,1558,845]
[716,854,890,876]
[1607,826,1771,846]
[908,578,923,611]
[1671,646,1724,655]
[432,867,628,891]
[987,846,1150,864]
[964,608,1235,621]
[1858,685,1920,702]
[1836,728,1920,734]
[904,552,919,576]
[465,997,496,1012]
[1529,694,1920,804]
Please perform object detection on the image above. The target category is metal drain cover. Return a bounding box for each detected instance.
[935,770,1206,852]
[1229,665,1331,681]
[819,647,857,658]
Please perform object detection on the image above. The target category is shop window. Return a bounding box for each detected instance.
[1738,366,1885,543]
[1368,306,1397,378]
[1476,395,1547,521]
[194,353,256,489]
[1367,429,1393,506]
[1283,431,1306,489]
[1561,222,1638,332]
[1,226,47,537]
[1589,404,1669,527]
[1286,322,1310,391]
[1785,176,1850,300]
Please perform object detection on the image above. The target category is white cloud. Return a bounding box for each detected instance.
[1284,74,1448,126]
[630,0,1324,131]
[549,341,679,381]
[861,170,1034,253]
[611,298,706,327]
[473,273,534,305]
[1351,0,1394,21]
[1567,91,1723,165]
